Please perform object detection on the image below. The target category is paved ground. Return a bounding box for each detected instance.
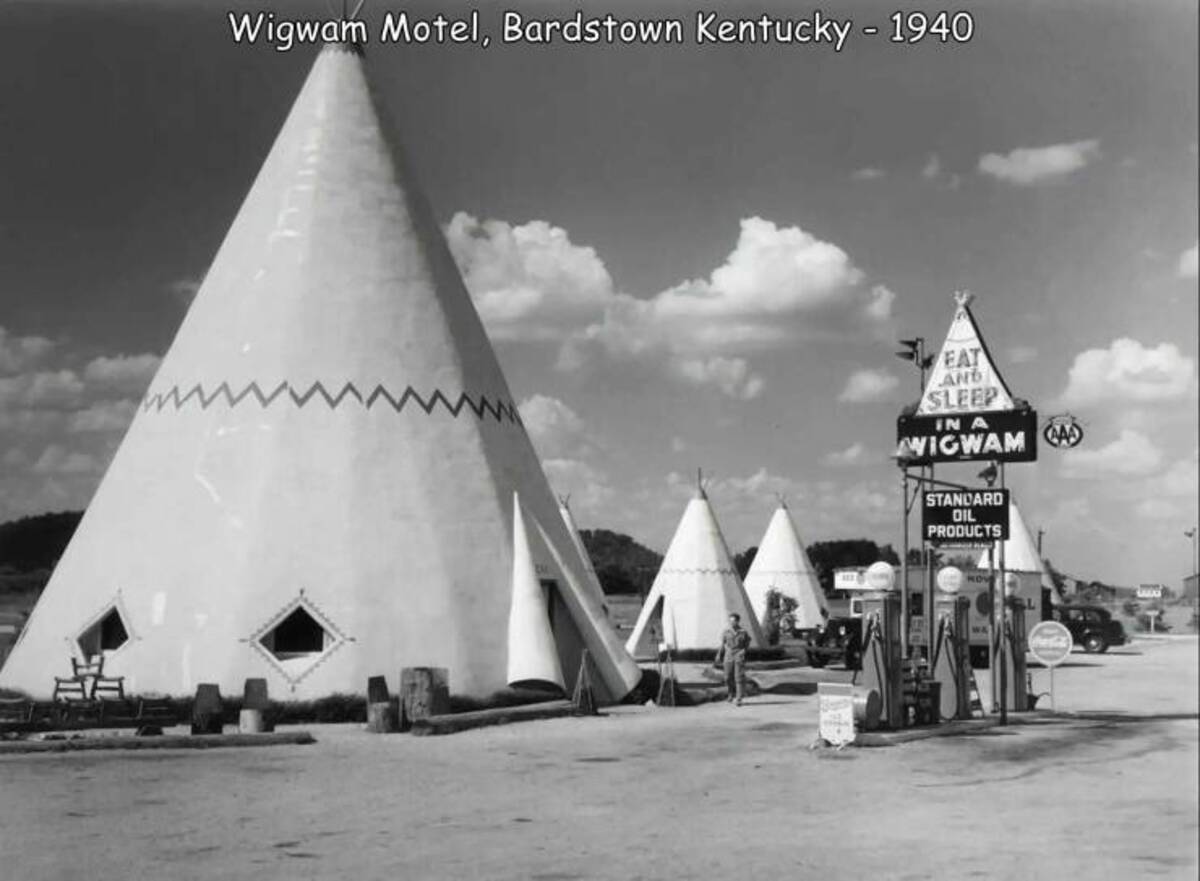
[1,637,1195,880]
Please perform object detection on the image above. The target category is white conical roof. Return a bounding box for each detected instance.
[977,500,1053,591]
[743,503,827,629]
[508,494,565,690]
[0,44,640,703]
[558,497,607,613]
[625,489,763,654]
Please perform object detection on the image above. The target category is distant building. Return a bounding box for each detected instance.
[1183,574,1199,602]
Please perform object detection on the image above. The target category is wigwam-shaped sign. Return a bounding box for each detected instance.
[917,291,1015,416]
[897,292,1037,465]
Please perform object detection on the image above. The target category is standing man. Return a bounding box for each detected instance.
[715,612,752,706]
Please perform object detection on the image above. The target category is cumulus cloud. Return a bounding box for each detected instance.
[838,368,900,403]
[0,336,164,522]
[821,442,874,467]
[445,213,613,342]
[0,327,54,374]
[519,394,593,460]
[542,458,617,511]
[1059,338,1197,407]
[31,444,102,477]
[453,214,895,399]
[922,154,941,180]
[851,167,885,181]
[68,400,139,433]
[0,370,86,410]
[1179,242,1198,280]
[978,139,1100,185]
[1060,429,1164,479]
[83,354,161,397]
[1148,454,1199,498]
[671,357,764,400]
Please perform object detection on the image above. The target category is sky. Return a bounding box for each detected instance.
[0,0,1196,587]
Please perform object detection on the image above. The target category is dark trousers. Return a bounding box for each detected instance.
[724,658,746,701]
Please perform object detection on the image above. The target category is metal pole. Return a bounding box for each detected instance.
[900,468,909,658]
[926,462,936,662]
[998,462,1008,726]
[987,541,996,713]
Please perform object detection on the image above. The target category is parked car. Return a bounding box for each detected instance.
[805,616,862,670]
[1051,604,1127,653]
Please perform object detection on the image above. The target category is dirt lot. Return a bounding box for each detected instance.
[1,637,1196,881]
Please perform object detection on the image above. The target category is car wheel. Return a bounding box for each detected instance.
[1083,634,1106,654]
[808,655,828,669]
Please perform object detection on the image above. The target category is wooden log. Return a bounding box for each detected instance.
[191,683,223,735]
[365,701,397,733]
[400,667,449,730]
[410,700,575,737]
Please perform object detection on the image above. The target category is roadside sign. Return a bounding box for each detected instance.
[817,682,856,747]
[1028,621,1072,667]
[916,291,1016,417]
[1136,584,1163,600]
[1028,620,1073,712]
[834,569,866,591]
[897,410,1038,465]
[923,488,1010,545]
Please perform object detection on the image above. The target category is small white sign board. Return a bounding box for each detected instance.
[817,682,856,747]
[834,569,868,591]
[1136,584,1163,600]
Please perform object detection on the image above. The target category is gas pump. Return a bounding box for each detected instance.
[858,562,904,729]
[1003,576,1028,712]
[931,566,971,720]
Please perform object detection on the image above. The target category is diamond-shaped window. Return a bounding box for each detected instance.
[260,607,329,660]
[77,607,129,658]
[251,597,347,685]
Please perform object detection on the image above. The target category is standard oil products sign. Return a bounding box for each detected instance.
[923,488,1010,546]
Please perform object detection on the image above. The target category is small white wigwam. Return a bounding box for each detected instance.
[743,501,827,631]
[977,499,1054,594]
[625,481,764,656]
[0,40,642,703]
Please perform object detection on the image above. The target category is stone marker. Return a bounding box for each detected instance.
[192,683,223,735]
[242,678,270,710]
[366,675,390,705]
[240,678,274,732]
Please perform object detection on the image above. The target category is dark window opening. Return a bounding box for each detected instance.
[77,608,129,658]
[260,607,327,659]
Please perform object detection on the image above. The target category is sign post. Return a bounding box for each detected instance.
[817,682,857,747]
[1027,620,1072,711]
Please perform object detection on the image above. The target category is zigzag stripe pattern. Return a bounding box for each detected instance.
[142,381,521,424]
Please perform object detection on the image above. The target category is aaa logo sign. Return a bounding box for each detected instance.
[1043,414,1083,449]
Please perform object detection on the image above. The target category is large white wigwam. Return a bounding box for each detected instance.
[625,486,764,656]
[977,499,1055,594]
[743,502,827,630]
[0,43,642,703]
[558,496,608,615]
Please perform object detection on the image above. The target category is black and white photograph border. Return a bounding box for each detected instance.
[1,1,1197,879]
